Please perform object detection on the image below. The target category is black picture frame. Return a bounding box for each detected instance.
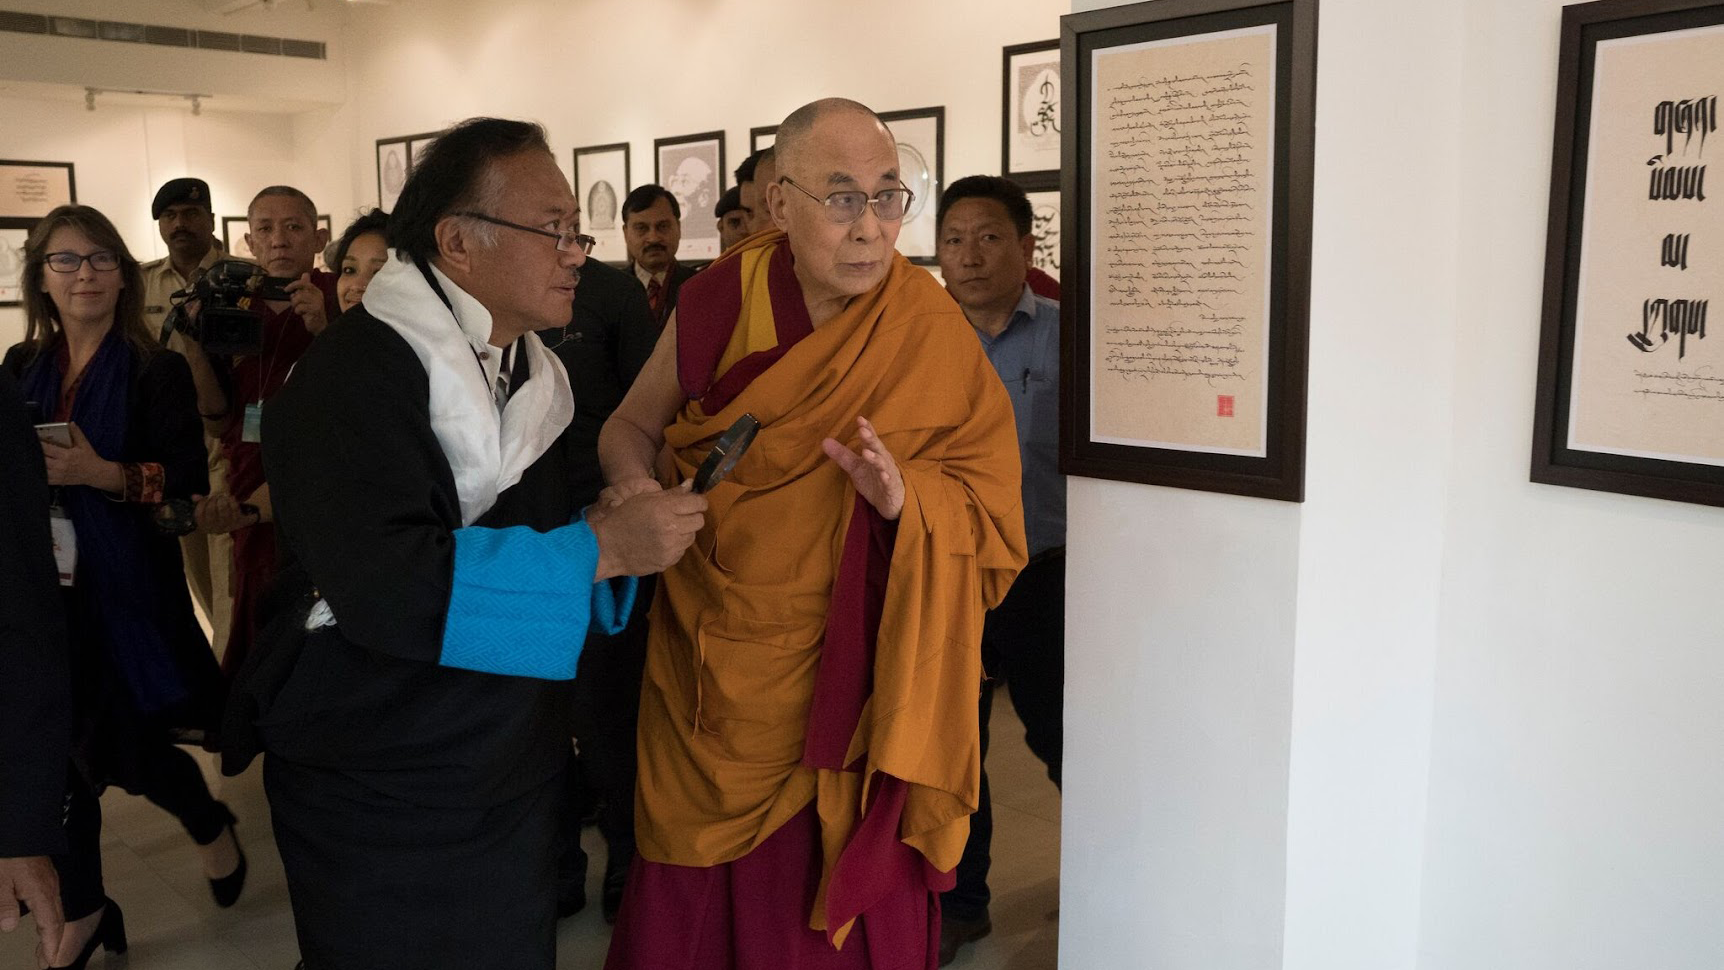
[574,142,633,266]
[1060,0,1317,502]
[655,131,727,262]
[220,215,252,261]
[750,125,778,153]
[0,160,77,306]
[1530,0,1724,508]
[376,131,440,212]
[1002,39,1062,190]
[877,106,946,266]
[0,159,76,219]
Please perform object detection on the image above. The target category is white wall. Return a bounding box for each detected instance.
[1065,1,1724,970]
[337,0,1067,220]
[1417,2,1724,968]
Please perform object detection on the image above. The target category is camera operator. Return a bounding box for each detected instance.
[177,185,337,677]
[143,177,243,662]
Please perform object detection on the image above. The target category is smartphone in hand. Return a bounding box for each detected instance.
[35,421,72,447]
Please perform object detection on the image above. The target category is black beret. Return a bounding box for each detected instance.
[714,185,744,220]
[151,178,212,219]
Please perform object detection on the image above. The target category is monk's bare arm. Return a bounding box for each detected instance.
[599,313,685,488]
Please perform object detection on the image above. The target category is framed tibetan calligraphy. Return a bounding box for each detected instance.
[1003,40,1062,188]
[1060,0,1316,501]
[1532,0,1724,507]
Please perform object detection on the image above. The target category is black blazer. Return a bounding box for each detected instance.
[627,259,699,330]
[2,340,222,737]
[553,257,662,508]
[0,366,71,857]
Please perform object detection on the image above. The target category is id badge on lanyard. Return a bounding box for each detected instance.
[242,401,264,444]
[49,505,77,586]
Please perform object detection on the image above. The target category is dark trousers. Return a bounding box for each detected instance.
[267,756,564,970]
[55,731,230,921]
[562,576,653,889]
[941,554,1064,923]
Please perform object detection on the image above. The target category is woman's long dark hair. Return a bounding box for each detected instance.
[21,204,154,356]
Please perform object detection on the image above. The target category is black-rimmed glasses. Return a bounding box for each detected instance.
[779,177,914,224]
[454,212,595,255]
[43,250,122,273]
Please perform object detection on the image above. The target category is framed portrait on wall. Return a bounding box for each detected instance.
[1024,187,1061,283]
[1003,40,1062,188]
[376,137,411,213]
[1060,0,1317,502]
[655,131,726,262]
[221,216,253,261]
[408,134,439,172]
[376,137,411,212]
[315,214,333,270]
[574,142,632,265]
[750,126,778,152]
[878,106,945,265]
[0,160,75,219]
[0,224,29,306]
[1531,0,1724,507]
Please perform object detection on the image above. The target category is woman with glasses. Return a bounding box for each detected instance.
[2,205,244,969]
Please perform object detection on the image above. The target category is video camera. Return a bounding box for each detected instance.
[162,259,296,356]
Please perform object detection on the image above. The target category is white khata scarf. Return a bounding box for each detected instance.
[360,253,574,526]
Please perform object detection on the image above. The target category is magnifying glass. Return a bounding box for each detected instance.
[690,413,761,493]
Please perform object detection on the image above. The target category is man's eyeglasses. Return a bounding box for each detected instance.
[779,178,914,224]
[454,212,596,255]
[43,250,122,273]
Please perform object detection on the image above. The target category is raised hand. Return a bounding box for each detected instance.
[821,416,904,521]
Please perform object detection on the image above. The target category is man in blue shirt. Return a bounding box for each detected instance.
[934,175,1066,965]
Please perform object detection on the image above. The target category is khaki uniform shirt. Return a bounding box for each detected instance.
[141,241,229,340]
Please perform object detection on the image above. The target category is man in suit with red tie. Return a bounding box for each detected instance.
[621,185,697,328]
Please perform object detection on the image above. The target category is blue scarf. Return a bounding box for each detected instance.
[22,331,189,713]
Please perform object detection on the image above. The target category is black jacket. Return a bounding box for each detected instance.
[0,366,71,857]
[554,257,661,508]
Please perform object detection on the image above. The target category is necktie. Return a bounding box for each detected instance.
[647,277,664,318]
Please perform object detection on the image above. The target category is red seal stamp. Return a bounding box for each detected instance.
[1217,395,1235,417]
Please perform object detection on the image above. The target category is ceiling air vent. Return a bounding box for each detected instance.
[0,9,325,60]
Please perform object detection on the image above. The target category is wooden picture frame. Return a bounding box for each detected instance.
[878,106,945,265]
[574,142,632,265]
[1002,40,1062,189]
[1060,0,1317,502]
[655,131,727,262]
[1531,0,1724,507]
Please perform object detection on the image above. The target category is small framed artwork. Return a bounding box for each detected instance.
[1531,0,1724,507]
[655,131,727,262]
[1024,188,1061,283]
[1002,40,1062,188]
[574,142,632,265]
[750,126,778,153]
[0,160,75,219]
[221,216,254,261]
[879,106,945,265]
[376,136,412,213]
[408,133,439,172]
[1061,0,1318,502]
[315,214,333,271]
[0,223,30,306]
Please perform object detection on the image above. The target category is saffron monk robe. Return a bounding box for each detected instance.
[598,98,1028,970]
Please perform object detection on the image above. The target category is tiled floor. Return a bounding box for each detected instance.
[2,702,1060,969]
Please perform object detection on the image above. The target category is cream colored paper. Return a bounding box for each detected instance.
[1569,25,1724,466]
[0,163,73,219]
[1089,25,1275,456]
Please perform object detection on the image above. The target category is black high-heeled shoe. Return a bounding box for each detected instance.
[50,897,126,970]
[199,802,248,908]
